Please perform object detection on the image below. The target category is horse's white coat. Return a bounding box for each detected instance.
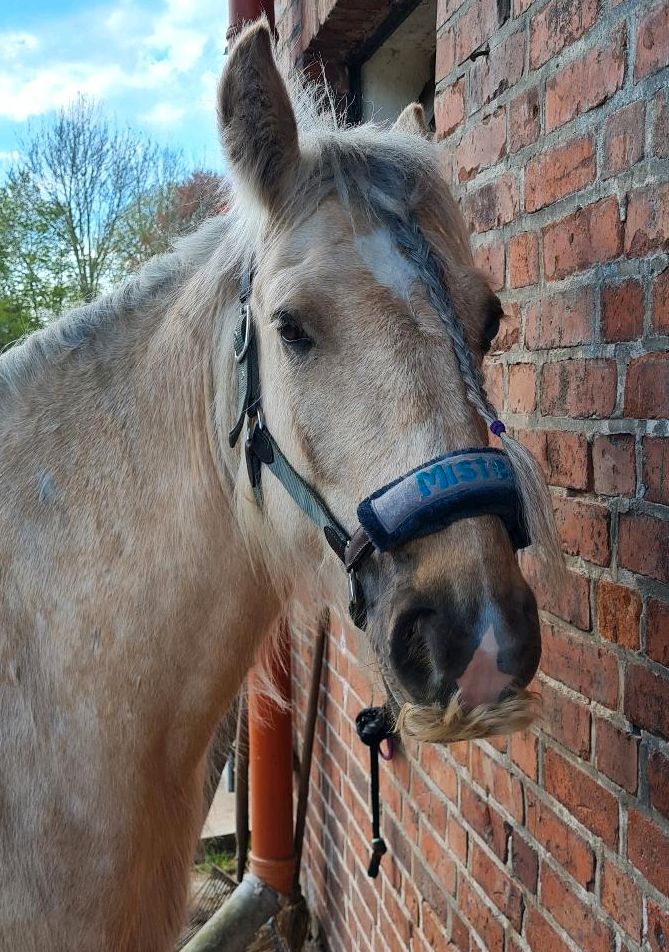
[354,228,417,301]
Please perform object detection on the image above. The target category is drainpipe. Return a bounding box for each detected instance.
[226,0,275,47]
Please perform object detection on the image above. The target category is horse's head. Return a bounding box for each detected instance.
[217,22,563,742]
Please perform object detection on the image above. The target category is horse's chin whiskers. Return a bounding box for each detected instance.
[395,688,540,744]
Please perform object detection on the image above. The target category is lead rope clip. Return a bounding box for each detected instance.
[355,705,395,878]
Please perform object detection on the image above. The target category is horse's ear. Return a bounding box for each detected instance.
[394,103,432,140]
[218,19,299,210]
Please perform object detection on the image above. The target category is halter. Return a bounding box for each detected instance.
[229,268,530,630]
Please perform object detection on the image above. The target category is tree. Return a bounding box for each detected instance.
[7,95,187,304]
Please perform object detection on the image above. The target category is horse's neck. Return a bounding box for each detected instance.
[2,289,280,776]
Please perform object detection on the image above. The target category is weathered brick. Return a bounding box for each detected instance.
[544,747,620,847]
[529,0,598,68]
[456,108,506,181]
[458,877,504,952]
[625,663,669,740]
[469,745,524,822]
[596,578,642,649]
[460,782,508,861]
[435,79,465,138]
[552,495,611,565]
[647,747,669,820]
[652,267,669,334]
[592,434,636,496]
[618,511,669,584]
[525,788,596,887]
[625,184,669,257]
[508,361,536,412]
[541,358,617,418]
[525,286,595,349]
[653,92,669,159]
[511,831,538,892]
[510,729,538,781]
[643,437,669,506]
[525,135,595,212]
[437,0,465,28]
[541,620,619,708]
[473,236,505,292]
[541,864,615,952]
[469,29,525,113]
[546,26,626,131]
[595,717,639,793]
[635,0,669,80]
[471,841,523,928]
[483,360,504,410]
[521,549,590,626]
[417,823,456,895]
[525,905,572,952]
[540,678,591,758]
[627,809,669,894]
[435,26,455,83]
[462,172,519,234]
[647,899,669,952]
[602,101,645,177]
[601,279,645,342]
[509,86,540,152]
[647,598,669,667]
[626,352,669,418]
[601,858,643,942]
[455,0,500,63]
[508,231,539,288]
[543,197,623,280]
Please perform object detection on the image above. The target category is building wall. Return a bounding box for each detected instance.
[281,0,669,949]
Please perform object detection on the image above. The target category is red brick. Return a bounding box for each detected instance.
[418,823,456,895]
[509,86,540,152]
[470,842,523,929]
[419,746,458,802]
[456,108,506,182]
[647,598,669,667]
[625,184,669,257]
[525,135,596,212]
[447,812,468,863]
[648,747,669,820]
[460,782,508,861]
[592,434,636,496]
[435,79,465,138]
[541,864,615,952]
[541,358,617,418]
[470,746,524,822]
[483,360,503,410]
[653,92,669,158]
[473,237,505,292]
[437,0,465,28]
[601,858,642,941]
[618,511,669,584]
[544,748,620,847]
[540,620,619,708]
[508,362,536,413]
[543,197,623,281]
[508,232,539,288]
[602,101,645,178]
[546,27,626,131]
[635,0,669,80]
[596,578,642,649]
[625,663,669,740]
[529,0,598,68]
[625,353,669,420]
[643,438,669,505]
[521,549,591,626]
[457,877,504,952]
[540,678,591,758]
[601,279,645,342]
[455,0,500,63]
[648,899,669,952]
[510,730,538,781]
[469,29,525,114]
[525,906,572,952]
[627,809,669,894]
[552,495,610,565]
[462,172,519,234]
[652,268,669,334]
[420,900,449,949]
[525,285,594,349]
[594,717,639,793]
[435,26,455,83]
[511,831,538,892]
[525,788,596,887]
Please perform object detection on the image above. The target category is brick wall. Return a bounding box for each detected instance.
[281,0,669,949]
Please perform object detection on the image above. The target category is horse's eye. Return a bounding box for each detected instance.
[276,313,313,353]
[482,295,504,352]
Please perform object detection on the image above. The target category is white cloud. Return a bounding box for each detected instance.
[0,150,20,163]
[0,32,39,59]
[141,101,186,125]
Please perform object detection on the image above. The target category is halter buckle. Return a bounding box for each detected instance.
[348,569,367,631]
[235,303,252,363]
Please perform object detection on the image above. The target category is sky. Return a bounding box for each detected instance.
[0,0,230,171]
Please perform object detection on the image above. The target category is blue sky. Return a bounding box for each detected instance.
[0,0,230,171]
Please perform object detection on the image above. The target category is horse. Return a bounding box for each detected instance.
[0,20,561,952]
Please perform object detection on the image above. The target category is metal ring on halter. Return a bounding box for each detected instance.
[235,303,252,363]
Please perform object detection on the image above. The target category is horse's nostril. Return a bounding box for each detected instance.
[389,605,436,702]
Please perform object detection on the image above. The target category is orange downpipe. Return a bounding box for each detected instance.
[247,621,295,895]
[227,0,275,45]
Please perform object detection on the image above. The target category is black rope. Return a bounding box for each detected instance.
[355,705,395,878]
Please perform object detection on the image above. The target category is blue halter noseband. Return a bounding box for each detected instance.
[229,270,530,629]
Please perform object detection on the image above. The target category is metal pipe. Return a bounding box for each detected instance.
[247,621,295,896]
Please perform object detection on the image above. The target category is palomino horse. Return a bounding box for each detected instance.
[0,21,561,952]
